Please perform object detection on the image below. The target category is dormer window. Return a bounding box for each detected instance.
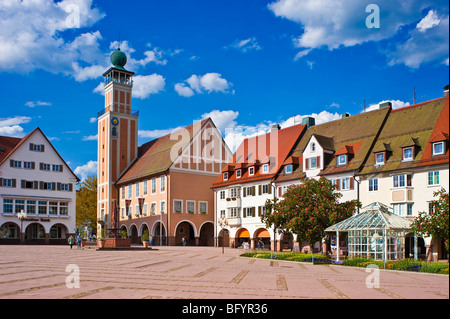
[337,154,347,166]
[310,157,317,169]
[285,165,292,175]
[262,164,269,174]
[236,169,241,178]
[249,166,255,176]
[223,172,228,181]
[375,152,385,165]
[402,147,413,161]
[432,142,444,156]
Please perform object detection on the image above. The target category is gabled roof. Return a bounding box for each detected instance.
[359,96,449,175]
[0,127,80,181]
[116,118,211,185]
[275,106,391,182]
[212,123,306,188]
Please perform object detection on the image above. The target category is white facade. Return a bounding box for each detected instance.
[0,129,78,244]
[215,179,276,249]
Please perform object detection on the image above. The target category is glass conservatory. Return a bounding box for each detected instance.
[326,202,412,261]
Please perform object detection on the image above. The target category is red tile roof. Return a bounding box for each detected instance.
[212,123,306,188]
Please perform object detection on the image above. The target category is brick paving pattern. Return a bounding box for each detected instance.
[0,245,448,299]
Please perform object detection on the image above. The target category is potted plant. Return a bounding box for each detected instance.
[97,229,106,248]
[142,229,149,248]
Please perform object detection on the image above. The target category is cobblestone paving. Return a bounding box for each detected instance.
[0,245,448,299]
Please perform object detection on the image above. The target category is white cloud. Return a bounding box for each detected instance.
[25,101,52,108]
[0,0,105,76]
[200,110,239,133]
[226,37,262,53]
[417,10,441,32]
[268,0,448,67]
[0,116,32,137]
[138,126,184,139]
[74,160,97,181]
[387,11,449,69]
[174,83,195,97]
[89,117,97,123]
[175,73,232,97]
[82,134,98,141]
[132,74,166,99]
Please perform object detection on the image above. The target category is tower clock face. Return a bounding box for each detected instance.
[111,117,119,126]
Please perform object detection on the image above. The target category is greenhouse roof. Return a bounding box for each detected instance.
[325,202,412,231]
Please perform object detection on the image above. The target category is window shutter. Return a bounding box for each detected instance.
[350,177,354,190]
[10,160,14,167]
[317,156,321,169]
[407,175,412,187]
[31,162,35,170]
[12,179,16,188]
[40,181,44,190]
[52,182,56,191]
[252,207,256,217]
[57,183,61,191]
[21,180,25,189]
[33,181,38,189]
[258,206,262,216]
[243,188,247,197]
[29,143,34,151]
[59,165,63,172]
[252,186,255,196]
[278,187,282,197]
[243,208,247,218]
[268,184,272,194]
[40,163,44,170]
[336,179,340,191]
[0,178,3,187]
[41,145,45,152]
[258,185,262,195]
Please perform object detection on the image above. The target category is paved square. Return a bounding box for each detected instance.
[0,245,448,299]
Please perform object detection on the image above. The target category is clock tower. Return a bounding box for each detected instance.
[97,47,138,237]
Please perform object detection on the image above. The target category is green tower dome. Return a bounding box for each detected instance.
[110,48,127,70]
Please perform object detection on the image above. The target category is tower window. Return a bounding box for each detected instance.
[112,127,117,137]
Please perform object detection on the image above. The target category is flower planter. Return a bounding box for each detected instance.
[97,240,105,248]
[143,241,149,248]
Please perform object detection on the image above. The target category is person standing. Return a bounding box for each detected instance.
[77,234,82,249]
[68,235,74,249]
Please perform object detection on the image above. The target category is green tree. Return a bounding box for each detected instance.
[76,176,97,229]
[411,188,449,251]
[263,177,360,251]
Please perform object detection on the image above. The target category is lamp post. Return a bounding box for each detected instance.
[18,209,27,244]
[218,217,228,254]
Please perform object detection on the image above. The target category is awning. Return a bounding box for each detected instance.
[238,229,250,238]
[256,229,270,238]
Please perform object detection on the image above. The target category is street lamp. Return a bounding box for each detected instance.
[17,209,27,244]
[218,217,228,254]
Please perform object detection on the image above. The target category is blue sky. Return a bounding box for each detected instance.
[0,0,448,180]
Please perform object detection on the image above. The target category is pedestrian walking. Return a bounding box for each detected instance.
[182,236,187,246]
[68,235,74,249]
[149,235,153,246]
[77,234,82,249]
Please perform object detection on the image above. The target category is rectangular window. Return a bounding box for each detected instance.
[128,185,132,199]
[151,178,157,194]
[160,201,166,214]
[229,188,238,198]
[160,175,166,192]
[15,200,25,214]
[407,203,413,216]
[142,203,148,216]
[49,202,58,215]
[393,203,406,216]
[262,184,269,194]
[220,190,226,200]
[432,142,444,156]
[403,147,413,161]
[236,169,241,178]
[27,200,36,215]
[135,205,139,216]
[220,210,226,219]
[337,155,347,166]
[187,201,195,214]
[12,160,22,168]
[60,202,69,216]
[60,183,70,191]
[375,153,385,165]
[393,174,412,188]
[428,171,440,185]
[174,200,182,213]
[310,157,317,169]
[223,172,228,181]
[249,166,255,176]
[23,161,34,169]
[31,144,44,152]
[143,180,148,196]
[285,165,292,175]
[121,187,125,200]
[341,178,350,190]
[199,202,208,214]
[135,182,140,197]
[42,163,51,171]
[38,201,47,215]
[2,179,14,187]
[369,178,378,192]
[52,164,62,172]
[151,202,156,215]
[262,164,269,174]
[3,199,13,214]
[228,207,239,218]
